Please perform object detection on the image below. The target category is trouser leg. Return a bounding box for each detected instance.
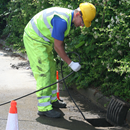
[48,53,57,103]
[23,32,57,112]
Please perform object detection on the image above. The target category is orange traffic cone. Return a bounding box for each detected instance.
[6,100,19,130]
[56,71,60,100]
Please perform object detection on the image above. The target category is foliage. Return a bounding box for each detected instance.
[1,0,130,102]
[2,0,53,52]
[0,0,10,35]
[63,0,130,102]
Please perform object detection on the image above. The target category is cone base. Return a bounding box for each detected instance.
[6,113,18,130]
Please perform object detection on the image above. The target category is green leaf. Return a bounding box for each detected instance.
[75,41,85,48]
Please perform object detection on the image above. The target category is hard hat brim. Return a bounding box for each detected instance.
[84,21,91,28]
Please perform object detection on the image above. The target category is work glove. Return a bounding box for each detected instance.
[69,61,81,72]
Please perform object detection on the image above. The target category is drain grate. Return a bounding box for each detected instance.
[106,96,130,126]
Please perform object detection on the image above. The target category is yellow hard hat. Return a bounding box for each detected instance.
[79,2,96,27]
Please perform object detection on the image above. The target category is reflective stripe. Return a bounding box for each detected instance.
[43,9,70,34]
[30,8,70,42]
[52,89,57,94]
[51,96,57,101]
[30,18,50,42]
[38,101,51,107]
[24,31,50,45]
[37,96,50,100]
[43,11,52,34]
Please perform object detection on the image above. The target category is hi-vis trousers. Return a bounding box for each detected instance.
[23,32,57,112]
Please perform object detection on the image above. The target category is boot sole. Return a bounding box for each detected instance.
[38,112,61,118]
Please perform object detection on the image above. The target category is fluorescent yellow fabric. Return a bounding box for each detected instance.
[24,7,72,43]
[23,32,57,111]
[23,7,73,112]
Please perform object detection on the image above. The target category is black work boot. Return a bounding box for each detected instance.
[52,100,66,108]
[38,109,61,118]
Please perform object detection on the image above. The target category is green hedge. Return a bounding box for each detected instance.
[63,0,130,102]
[1,0,130,102]
[0,0,10,35]
[2,0,53,52]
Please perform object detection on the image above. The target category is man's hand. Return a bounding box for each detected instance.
[69,61,81,72]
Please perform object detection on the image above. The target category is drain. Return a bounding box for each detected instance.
[86,118,113,127]
[106,96,130,126]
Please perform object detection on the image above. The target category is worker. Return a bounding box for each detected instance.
[23,2,96,118]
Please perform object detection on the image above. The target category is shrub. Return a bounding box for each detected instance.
[2,0,130,102]
[0,0,10,35]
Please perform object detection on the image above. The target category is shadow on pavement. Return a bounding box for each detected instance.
[36,109,97,130]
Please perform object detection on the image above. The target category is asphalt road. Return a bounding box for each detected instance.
[0,44,129,130]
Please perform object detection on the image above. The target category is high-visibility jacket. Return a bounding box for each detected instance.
[24,7,73,44]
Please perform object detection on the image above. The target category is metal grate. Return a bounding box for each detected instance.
[106,96,130,126]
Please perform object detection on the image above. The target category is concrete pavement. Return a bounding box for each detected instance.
[0,41,130,130]
[0,48,99,130]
